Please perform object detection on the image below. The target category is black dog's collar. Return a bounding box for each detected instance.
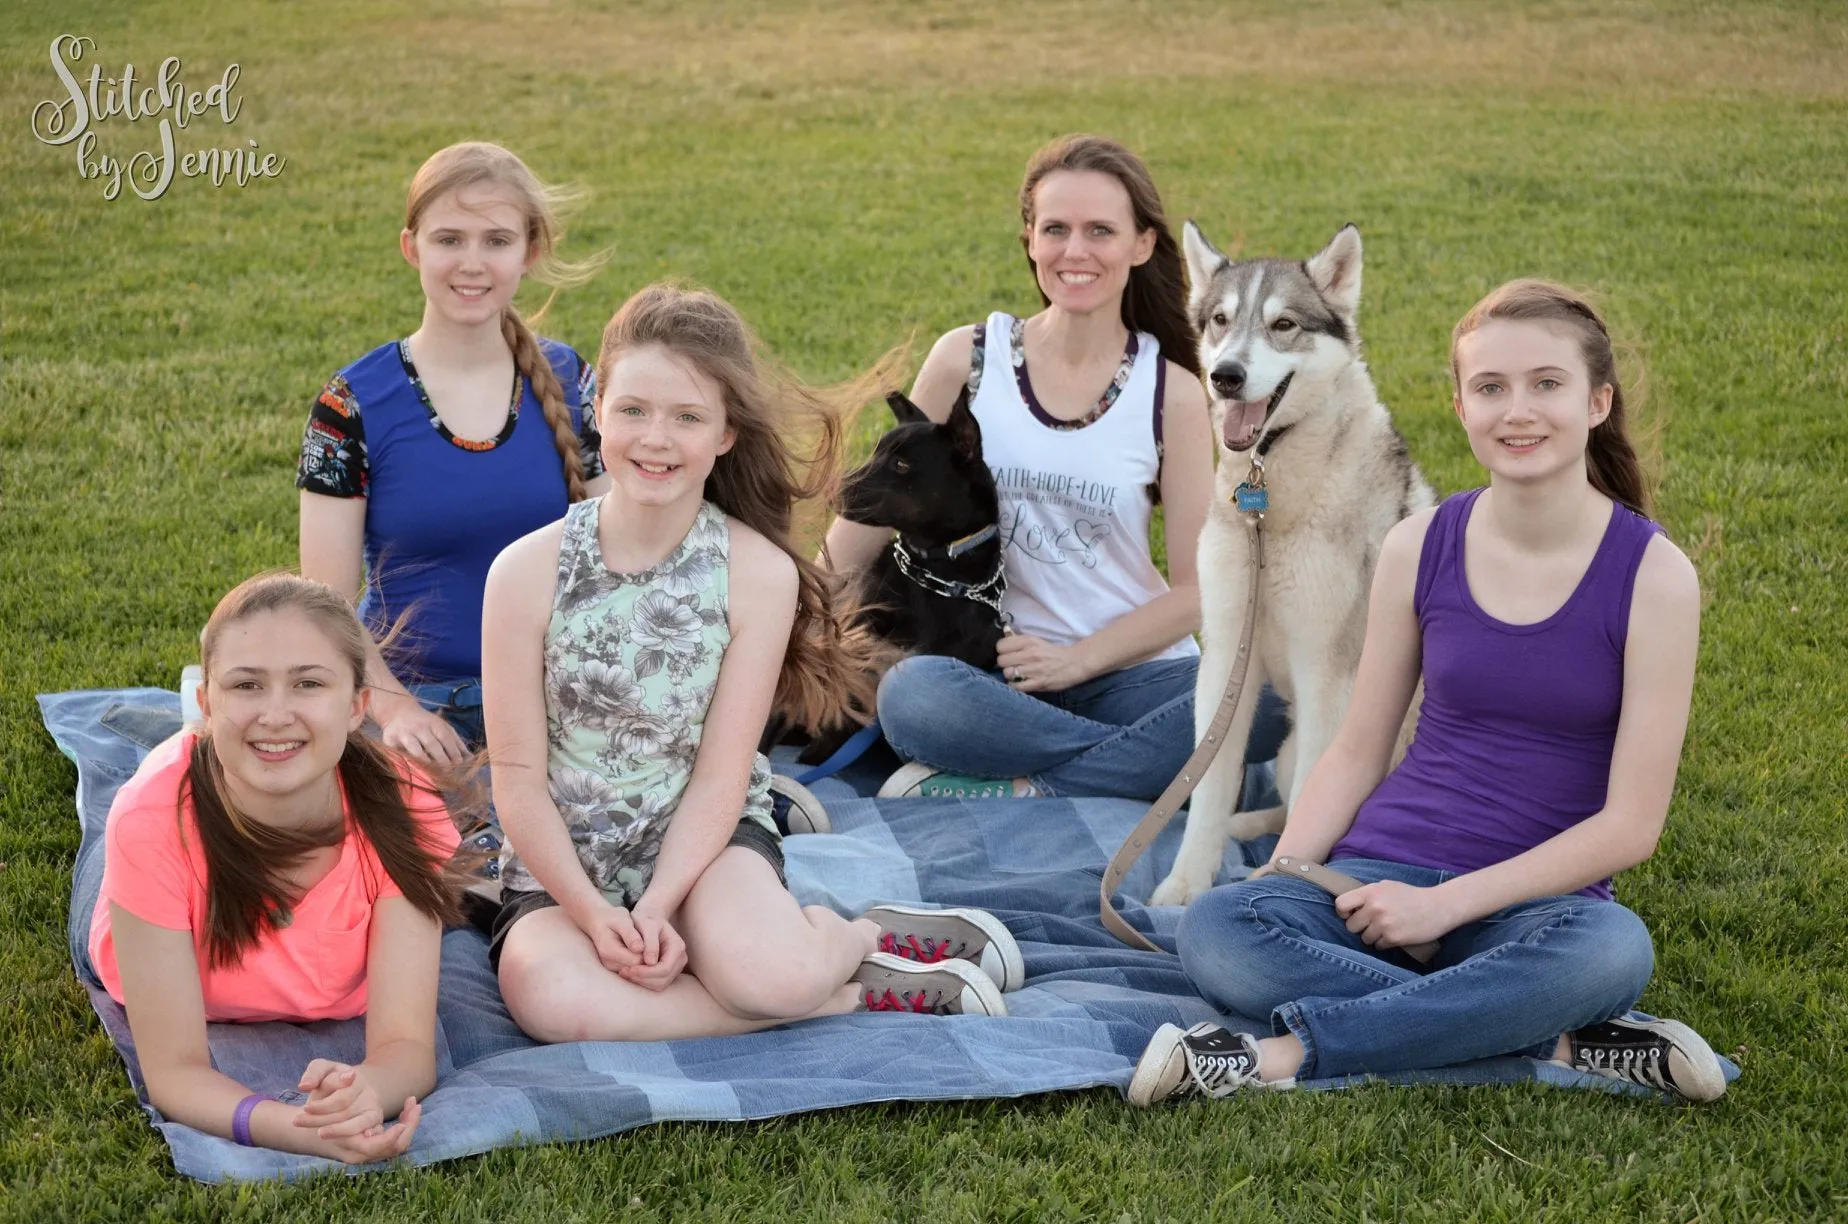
[894,523,997,561]
[889,535,1009,627]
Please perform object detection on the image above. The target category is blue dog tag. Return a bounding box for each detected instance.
[1235,482,1269,514]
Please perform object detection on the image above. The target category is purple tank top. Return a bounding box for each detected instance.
[1330,488,1663,900]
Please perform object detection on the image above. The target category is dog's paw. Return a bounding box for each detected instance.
[1149,870,1210,908]
[1227,806,1287,842]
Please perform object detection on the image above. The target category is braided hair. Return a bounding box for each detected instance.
[405,142,605,501]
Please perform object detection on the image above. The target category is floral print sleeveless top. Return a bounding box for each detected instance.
[498,497,776,907]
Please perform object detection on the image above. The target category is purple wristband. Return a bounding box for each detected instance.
[231,1093,268,1147]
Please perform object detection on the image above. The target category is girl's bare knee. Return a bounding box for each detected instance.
[500,953,605,1043]
[705,947,840,1020]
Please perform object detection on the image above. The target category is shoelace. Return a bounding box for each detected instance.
[1578,1043,1671,1092]
[878,932,971,964]
[862,987,946,1014]
[1185,1034,1262,1097]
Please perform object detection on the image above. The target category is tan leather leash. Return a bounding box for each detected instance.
[1100,454,1269,952]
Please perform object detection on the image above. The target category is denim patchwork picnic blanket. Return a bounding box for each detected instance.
[38,687,1725,1184]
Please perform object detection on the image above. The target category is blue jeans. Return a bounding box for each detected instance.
[1176,858,1655,1080]
[408,677,485,751]
[876,653,1289,800]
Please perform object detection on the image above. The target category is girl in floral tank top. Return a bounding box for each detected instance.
[482,285,1027,1042]
[496,497,777,907]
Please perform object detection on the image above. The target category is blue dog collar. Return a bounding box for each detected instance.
[900,523,997,561]
[940,523,997,557]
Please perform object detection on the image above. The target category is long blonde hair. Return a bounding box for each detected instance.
[405,142,604,502]
[597,284,897,731]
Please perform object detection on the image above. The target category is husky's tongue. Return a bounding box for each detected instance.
[1222,374,1292,452]
[1224,398,1270,452]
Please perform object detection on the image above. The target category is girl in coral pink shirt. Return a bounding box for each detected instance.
[90,574,466,1163]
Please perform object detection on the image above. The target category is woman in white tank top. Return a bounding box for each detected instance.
[826,135,1286,800]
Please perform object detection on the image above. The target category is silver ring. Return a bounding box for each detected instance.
[1014,667,1025,682]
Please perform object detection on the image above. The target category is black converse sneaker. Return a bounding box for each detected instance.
[1565,1016,1727,1102]
[1127,1022,1293,1106]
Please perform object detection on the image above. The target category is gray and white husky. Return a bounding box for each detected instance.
[1150,222,1434,907]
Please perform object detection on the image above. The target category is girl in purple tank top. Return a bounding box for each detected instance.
[1129,281,1729,1106]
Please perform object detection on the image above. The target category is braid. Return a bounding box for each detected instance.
[502,308,587,503]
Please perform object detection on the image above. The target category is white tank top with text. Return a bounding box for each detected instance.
[968,311,1198,662]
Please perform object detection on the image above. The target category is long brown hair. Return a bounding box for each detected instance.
[1017,134,1201,379]
[595,284,895,732]
[1450,279,1656,517]
[405,142,605,502]
[188,574,473,969]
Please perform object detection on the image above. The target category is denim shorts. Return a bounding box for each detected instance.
[487,820,786,973]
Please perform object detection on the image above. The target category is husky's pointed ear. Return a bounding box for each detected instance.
[886,390,930,426]
[1306,225,1363,320]
[945,386,983,461]
[1183,220,1227,309]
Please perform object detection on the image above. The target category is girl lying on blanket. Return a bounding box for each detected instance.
[298,141,610,763]
[89,574,471,1162]
[1129,280,1729,1104]
[481,284,1026,1040]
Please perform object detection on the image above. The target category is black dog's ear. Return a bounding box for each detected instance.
[944,385,983,461]
[885,390,930,426]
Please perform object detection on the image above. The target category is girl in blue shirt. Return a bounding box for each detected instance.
[298,142,609,764]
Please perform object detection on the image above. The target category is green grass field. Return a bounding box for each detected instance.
[3,1,1845,1218]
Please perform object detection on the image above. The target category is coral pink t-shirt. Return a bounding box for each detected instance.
[88,733,461,1023]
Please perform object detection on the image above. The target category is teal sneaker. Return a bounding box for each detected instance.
[877,763,1020,800]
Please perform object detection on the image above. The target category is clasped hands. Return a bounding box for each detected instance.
[292,1060,419,1164]
[580,898,687,991]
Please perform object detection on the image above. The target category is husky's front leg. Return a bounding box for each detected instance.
[1271,629,1360,842]
[1149,651,1265,908]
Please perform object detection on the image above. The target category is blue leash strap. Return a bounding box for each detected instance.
[792,720,883,785]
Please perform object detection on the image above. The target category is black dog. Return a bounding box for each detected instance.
[841,387,1008,665]
[785,387,1007,765]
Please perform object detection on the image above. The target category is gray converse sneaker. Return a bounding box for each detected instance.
[1128,1022,1293,1106]
[768,774,830,835]
[1565,1015,1727,1102]
[851,952,1007,1017]
[860,903,1026,992]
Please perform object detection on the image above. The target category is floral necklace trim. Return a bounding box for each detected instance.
[396,338,523,453]
[1008,315,1140,432]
